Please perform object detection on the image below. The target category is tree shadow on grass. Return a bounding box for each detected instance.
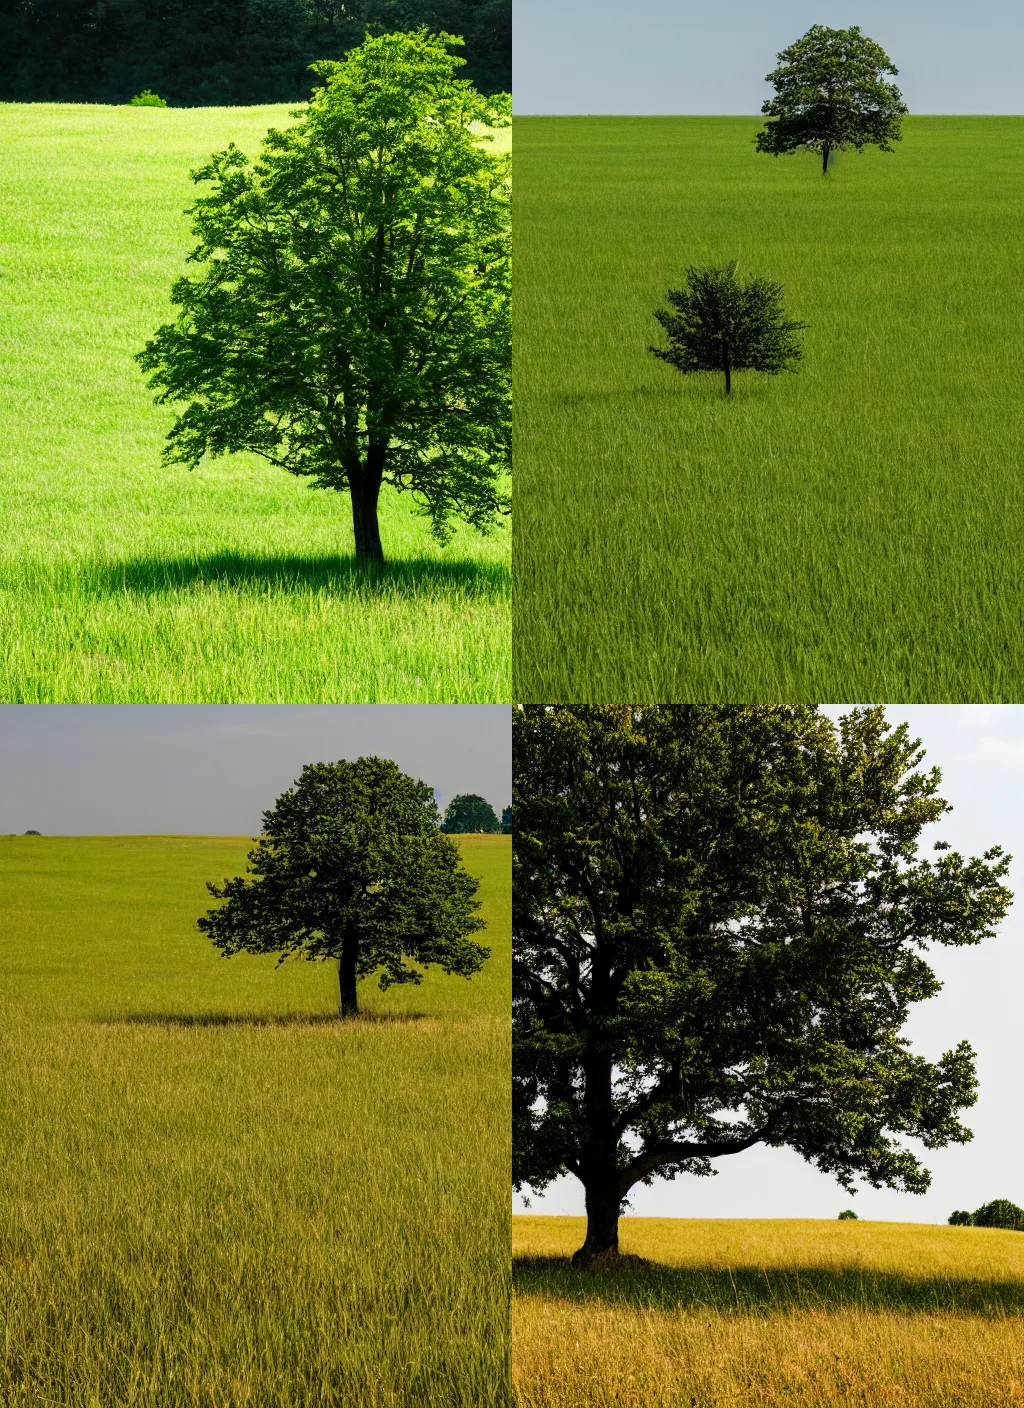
[100,1010,429,1028]
[513,1256,1024,1317]
[82,551,510,599]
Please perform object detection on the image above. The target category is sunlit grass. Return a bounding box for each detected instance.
[0,834,511,1406]
[514,116,1024,702]
[0,105,511,702]
[513,1215,1024,1407]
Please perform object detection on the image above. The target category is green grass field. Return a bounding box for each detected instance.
[0,105,511,703]
[513,1215,1024,1407]
[515,116,1024,702]
[0,833,511,1406]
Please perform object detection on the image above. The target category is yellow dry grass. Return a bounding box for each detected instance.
[513,1215,1024,1407]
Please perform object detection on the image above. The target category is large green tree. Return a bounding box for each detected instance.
[755,25,908,175]
[513,706,1012,1267]
[198,756,488,1015]
[441,793,501,833]
[137,29,511,564]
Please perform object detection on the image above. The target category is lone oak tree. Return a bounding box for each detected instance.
[198,756,488,1015]
[137,29,511,565]
[513,705,1012,1268]
[755,25,908,176]
[651,262,806,396]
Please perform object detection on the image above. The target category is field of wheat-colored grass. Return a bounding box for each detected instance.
[515,115,1024,702]
[0,833,511,1407]
[513,1214,1024,1407]
[0,104,511,703]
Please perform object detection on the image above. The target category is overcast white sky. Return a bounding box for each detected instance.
[514,705,1024,1225]
[0,706,511,835]
[515,0,1024,114]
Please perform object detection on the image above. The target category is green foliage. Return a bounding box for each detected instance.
[441,793,501,834]
[515,115,1024,702]
[651,261,806,395]
[198,756,488,1014]
[501,805,512,834]
[755,25,908,175]
[948,1209,974,1226]
[23,829,41,835]
[127,89,166,106]
[0,0,511,105]
[971,1199,1024,1230]
[838,1210,858,1220]
[137,29,511,566]
[513,705,1012,1251]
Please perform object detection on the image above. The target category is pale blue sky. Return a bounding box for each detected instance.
[0,706,510,834]
[515,706,1024,1225]
[514,0,1024,114]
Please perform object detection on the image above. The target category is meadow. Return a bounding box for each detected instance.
[0,104,511,703]
[513,1214,1024,1407]
[0,833,511,1407]
[514,116,1024,701]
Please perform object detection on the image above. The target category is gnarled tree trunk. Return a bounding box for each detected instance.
[572,1174,622,1267]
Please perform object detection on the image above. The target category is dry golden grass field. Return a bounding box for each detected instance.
[513,1214,1024,1408]
[0,834,511,1407]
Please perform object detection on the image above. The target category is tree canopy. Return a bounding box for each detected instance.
[137,28,511,564]
[950,1199,1024,1230]
[441,794,501,833]
[0,0,510,105]
[651,262,806,395]
[513,705,1012,1266]
[755,25,908,175]
[198,756,488,1015]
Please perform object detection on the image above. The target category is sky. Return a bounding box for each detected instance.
[514,0,1024,114]
[514,705,1024,1225]
[0,706,511,835]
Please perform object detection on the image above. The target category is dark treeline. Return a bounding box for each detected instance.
[0,0,510,105]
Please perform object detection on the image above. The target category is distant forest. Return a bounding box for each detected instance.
[0,0,511,105]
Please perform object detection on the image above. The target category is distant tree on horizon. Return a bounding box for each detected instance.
[500,805,512,834]
[949,1199,1024,1230]
[137,29,511,566]
[755,25,908,176]
[513,705,1013,1269]
[198,756,489,1015]
[441,794,501,833]
[651,262,806,396]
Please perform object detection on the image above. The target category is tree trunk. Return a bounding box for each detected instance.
[338,936,359,1017]
[724,361,732,395]
[822,144,831,175]
[572,1174,622,1267]
[349,457,385,566]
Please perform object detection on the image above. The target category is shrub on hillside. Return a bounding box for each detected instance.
[948,1210,973,1226]
[838,1210,858,1220]
[128,90,167,105]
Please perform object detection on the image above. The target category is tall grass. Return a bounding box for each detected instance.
[0,834,511,1406]
[0,105,511,702]
[513,1215,1024,1407]
[514,116,1024,702]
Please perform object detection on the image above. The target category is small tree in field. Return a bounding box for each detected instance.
[198,756,489,1015]
[756,25,908,176]
[651,262,806,395]
[513,705,1012,1268]
[441,793,500,833]
[137,29,511,565]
